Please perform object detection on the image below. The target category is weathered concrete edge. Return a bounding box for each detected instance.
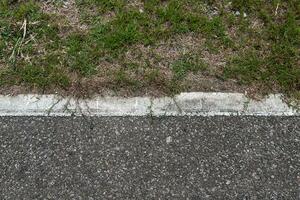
[0,92,298,116]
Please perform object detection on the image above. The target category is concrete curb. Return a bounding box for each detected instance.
[0,93,298,116]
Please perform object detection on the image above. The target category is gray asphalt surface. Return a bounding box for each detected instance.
[0,116,299,199]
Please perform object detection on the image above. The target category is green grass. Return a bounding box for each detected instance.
[224,0,300,98]
[172,53,208,80]
[0,0,299,100]
[65,33,98,76]
[0,0,69,89]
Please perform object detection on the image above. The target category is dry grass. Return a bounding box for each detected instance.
[41,0,88,34]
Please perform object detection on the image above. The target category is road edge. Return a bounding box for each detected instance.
[0,92,298,116]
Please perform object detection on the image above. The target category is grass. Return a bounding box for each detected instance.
[224,0,300,98]
[172,53,208,80]
[0,0,299,100]
[0,0,69,89]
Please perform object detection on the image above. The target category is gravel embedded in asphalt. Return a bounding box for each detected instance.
[0,116,299,199]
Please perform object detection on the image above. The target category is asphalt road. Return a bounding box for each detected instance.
[0,116,299,199]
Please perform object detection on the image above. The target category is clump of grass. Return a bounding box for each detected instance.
[172,54,208,80]
[65,33,98,76]
[90,10,146,51]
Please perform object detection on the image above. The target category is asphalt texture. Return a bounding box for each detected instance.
[0,116,299,199]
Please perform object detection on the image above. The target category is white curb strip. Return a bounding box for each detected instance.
[0,93,298,116]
